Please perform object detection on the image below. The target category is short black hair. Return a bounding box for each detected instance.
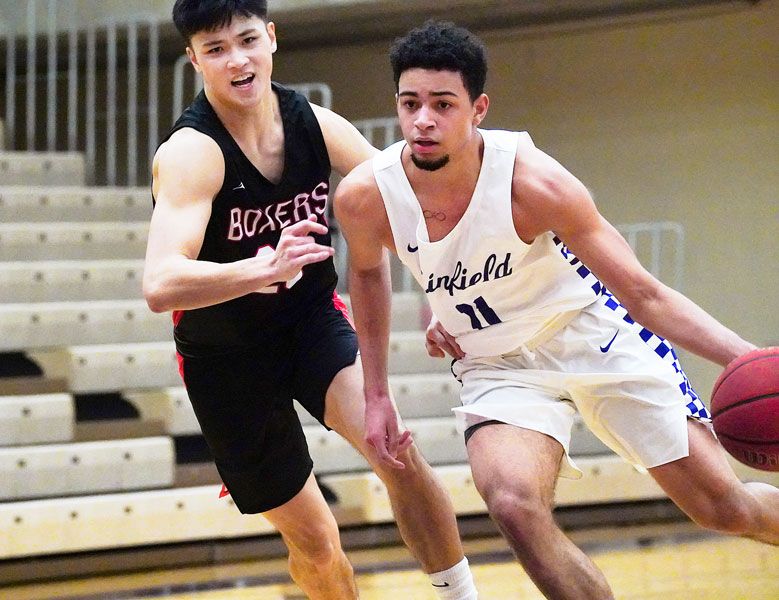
[389,20,487,102]
[172,0,268,44]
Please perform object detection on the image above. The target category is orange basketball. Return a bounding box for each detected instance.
[710,347,779,471]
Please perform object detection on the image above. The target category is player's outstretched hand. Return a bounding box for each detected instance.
[425,314,464,359]
[270,215,334,282]
[364,397,413,470]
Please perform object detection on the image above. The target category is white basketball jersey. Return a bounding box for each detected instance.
[373,129,602,357]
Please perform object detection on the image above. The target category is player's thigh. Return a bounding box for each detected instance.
[292,297,359,427]
[649,419,746,517]
[466,422,564,509]
[262,470,342,551]
[322,358,401,453]
[321,357,366,443]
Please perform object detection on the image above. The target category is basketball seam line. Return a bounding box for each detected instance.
[716,432,779,445]
[711,391,779,418]
[711,350,779,399]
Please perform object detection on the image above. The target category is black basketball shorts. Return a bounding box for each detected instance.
[178,294,358,514]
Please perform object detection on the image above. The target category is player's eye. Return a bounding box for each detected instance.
[207,46,222,54]
[243,36,257,44]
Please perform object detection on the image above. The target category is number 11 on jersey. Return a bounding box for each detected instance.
[455,296,501,330]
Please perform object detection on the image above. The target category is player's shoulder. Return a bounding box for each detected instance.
[337,158,379,198]
[153,128,224,196]
[156,128,220,163]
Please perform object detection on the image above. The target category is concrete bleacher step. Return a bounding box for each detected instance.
[0,393,74,445]
[0,293,426,352]
[388,331,451,374]
[0,484,275,559]
[28,342,181,393]
[0,436,175,500]
[27,332,443,393]
[0,222,147,261]
[341,291,428,332]
[125,373,462,436]
[0,152,85,186]
[0,300,170,351]
[0,186,151,223]
[3,457,775,560]
[0,259,144,303]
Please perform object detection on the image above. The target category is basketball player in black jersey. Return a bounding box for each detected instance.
[143,2,478,599]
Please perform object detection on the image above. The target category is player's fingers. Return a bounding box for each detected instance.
[286,215,328,236]
[425,338,445,358]
[397,430,413,453]
[368,435,404,469]
[441,331,464,359]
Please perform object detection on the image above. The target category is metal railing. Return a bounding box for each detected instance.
[3,0,160,186]
[2,0,332,186]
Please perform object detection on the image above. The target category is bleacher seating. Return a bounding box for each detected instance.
[0,260,144,303]
[0,300,170,351]
[0,436,175,500]
[0,222,148,261]
[0,394,75,446]
[0,152,85,186]
[0,186,151,223]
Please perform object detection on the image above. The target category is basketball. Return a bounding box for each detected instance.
[710,347,779,471]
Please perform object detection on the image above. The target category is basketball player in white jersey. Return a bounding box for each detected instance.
[334,20,779,600]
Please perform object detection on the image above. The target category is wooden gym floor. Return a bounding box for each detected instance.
[3,521,777,600]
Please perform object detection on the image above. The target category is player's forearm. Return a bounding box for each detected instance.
[626,285,756,367]
[349,264,393,400]
[143,255,278,312]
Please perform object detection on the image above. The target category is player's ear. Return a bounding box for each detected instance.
[473,93,489,126]
[186,46,202,73]
[266,21,277,53]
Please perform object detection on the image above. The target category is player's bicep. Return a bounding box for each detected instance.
[333,172,387,273]
[147,132,224,263]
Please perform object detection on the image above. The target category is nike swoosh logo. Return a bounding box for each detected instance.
[431,582,450,588]
[407,244,419,253]
[233,182,246,191]
[600,330,619,353]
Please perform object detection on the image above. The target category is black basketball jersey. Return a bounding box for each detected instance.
[156,84,337,357]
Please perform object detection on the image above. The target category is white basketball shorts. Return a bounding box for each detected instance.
[451,291,711,478]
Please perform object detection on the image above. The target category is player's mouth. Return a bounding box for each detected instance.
[413,139,438,153]
[231,74,255,88]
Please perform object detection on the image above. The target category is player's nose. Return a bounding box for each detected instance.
[226,48,250,69]
[414,105,435,129]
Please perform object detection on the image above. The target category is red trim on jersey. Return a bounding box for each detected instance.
[172,310,184,327]
[332,291,354,329]
[176,351,185,384]
[219,484,231,498]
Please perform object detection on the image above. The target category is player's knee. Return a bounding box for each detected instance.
[287,529,344,570]
[375,443,427,487]
[483,486,552,539]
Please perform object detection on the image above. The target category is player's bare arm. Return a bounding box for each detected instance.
[311,104,378,176]
[334,163,412,468]
[512,147,754,366]
[143,128,333,313]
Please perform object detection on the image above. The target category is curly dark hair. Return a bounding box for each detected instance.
[389,20,488,101]
[173,0,268,44]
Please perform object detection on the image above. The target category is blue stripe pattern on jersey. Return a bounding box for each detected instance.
[552,236,710,420]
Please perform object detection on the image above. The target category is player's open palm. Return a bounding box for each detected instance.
[270,215,334,282]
